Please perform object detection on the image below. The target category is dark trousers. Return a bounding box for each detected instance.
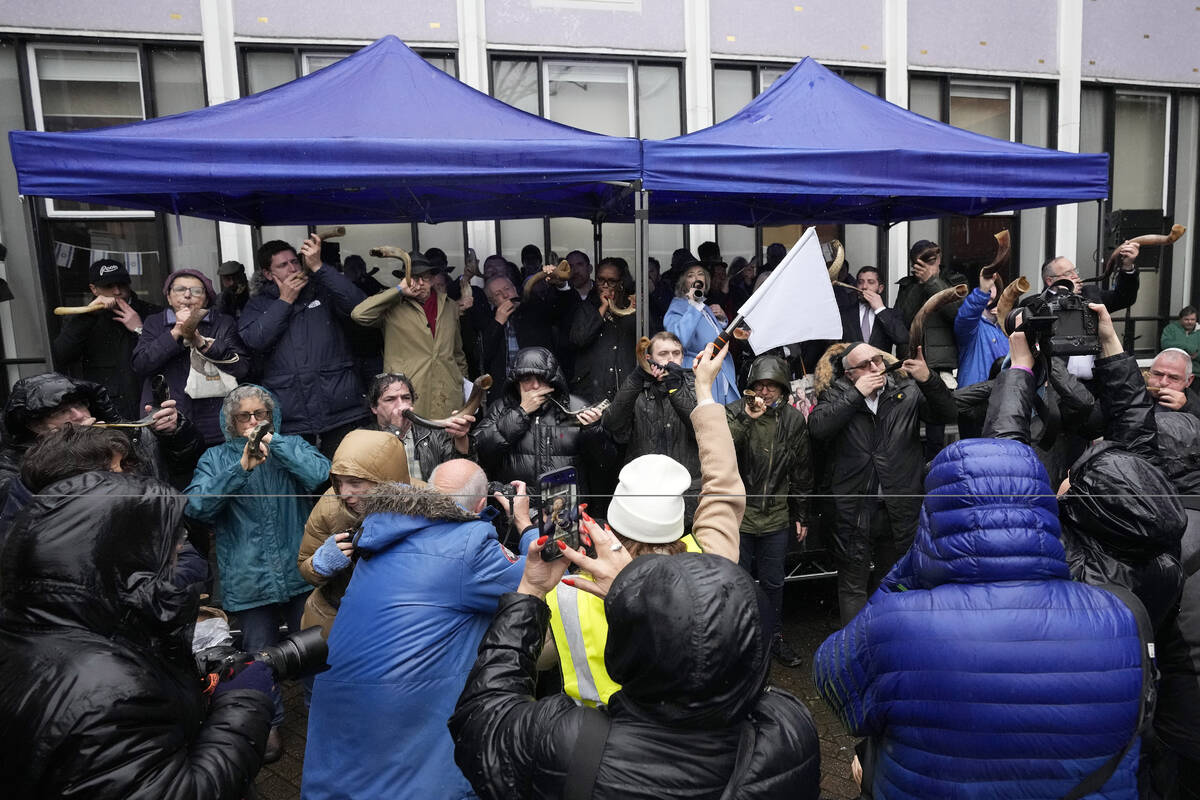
[738,529,789,639]
[836,504,905,625]
[232,592,307,726]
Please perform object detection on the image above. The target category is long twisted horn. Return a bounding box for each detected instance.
[402,375,493,430]
[996,277,1031,335]
[908,285,968,354]
[826,239,845,282]
[1100,223,1187,283]
[523,260,571,300]
[370,246,413,293]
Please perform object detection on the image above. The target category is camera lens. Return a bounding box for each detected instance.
[256,626,328,681]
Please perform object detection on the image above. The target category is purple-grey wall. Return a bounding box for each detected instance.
[1083,0,1200,84]
[1,0,203,35]
[486,0,685,51]
[909,0,1057,75]
[709,0,884,63]
[232,0,458,42]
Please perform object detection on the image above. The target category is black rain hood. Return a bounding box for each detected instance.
[503,346,570,404]
[2,373,121,447]
[1,470,197,640]
[1060,443,1185,563]
[604,552,771,729]
[1154,411,1200,500]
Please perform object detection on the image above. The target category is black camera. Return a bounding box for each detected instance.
[202,626,329,684]
[689,280,705,303]
[1005,281,1100,357]
[487,480,517,501]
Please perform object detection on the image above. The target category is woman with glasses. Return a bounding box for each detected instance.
[185,383,330,762]
[132,269,250,444]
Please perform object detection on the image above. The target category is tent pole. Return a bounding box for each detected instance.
[592,220,602,266]
[1095,198,1106,282]
[634,184,649,338]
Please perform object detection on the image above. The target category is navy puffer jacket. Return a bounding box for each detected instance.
[815,438,1144,799]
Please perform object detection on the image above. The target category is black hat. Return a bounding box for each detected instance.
[425,248,448,270]
[391,251,436,280]
[910,240,940,263]
[89,259,130,287]
[218,260,245,277]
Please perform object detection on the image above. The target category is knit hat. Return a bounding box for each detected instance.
[606,454,693,544]
[162,268,217,306]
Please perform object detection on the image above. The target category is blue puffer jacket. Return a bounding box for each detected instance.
[184,386,329,612]
[953,287,1009,388]
[814,438,1144,799]
[238,266,367,435]
[302,483,538,800]
[664,297,738,404]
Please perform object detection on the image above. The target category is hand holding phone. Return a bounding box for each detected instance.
[538,467,579,561]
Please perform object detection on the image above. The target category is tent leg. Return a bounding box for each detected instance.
[592,221,602,266]
[1095,198,1106,282]
[634,187,649,338]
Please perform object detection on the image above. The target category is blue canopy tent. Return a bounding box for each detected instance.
[641,57,1109,225]
[8,35,641,226]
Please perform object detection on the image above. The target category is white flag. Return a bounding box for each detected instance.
[737,227,842,354]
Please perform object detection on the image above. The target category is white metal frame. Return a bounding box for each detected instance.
[26,42,153,219]
[541,59,637,138]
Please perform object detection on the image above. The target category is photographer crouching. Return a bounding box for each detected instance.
[0,471,274,799]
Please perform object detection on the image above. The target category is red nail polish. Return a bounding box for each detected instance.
[535,536,547,547]
[581,510,594,524]
[583,535,592,547]
[556,541,567,550]
[562,577,575,586]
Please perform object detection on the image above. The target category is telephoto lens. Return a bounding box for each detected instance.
[254,626,329,681]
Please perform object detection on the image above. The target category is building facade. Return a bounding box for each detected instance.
[0,0,1196,392]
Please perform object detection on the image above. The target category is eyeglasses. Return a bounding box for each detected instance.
[170,286,206,297]
[1049,268,1080,280]
[232,409,271,423]
[595,277,622,287]
[848,354,886,371]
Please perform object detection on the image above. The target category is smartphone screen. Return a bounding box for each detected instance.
[538,467,579,559]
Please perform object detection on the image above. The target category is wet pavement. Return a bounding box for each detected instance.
[254,578,860,800]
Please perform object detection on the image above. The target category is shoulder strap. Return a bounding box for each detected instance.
[562,707,611,800]
[1060,583,1156,800]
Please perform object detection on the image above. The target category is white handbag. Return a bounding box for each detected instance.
[184,342,239,400]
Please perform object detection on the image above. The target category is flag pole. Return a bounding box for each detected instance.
[708,313,745,357]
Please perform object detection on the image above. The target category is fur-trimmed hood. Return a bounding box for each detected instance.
[354,481,479,554]
[813,341,904,396]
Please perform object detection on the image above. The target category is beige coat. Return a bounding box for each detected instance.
[351,288,468,420]
[688,401,746,562]
[297,429,410,638]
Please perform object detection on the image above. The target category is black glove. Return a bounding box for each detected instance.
[211,659,274,700]
[661,363,685,392]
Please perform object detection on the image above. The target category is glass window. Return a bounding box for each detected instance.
[491,58,539,115]
[303,53,344,75]
[416,222,466,271]
[30,46,149,218]
[1113,92,1168,211]
[909,76,942,123]
[48,219,164,306]
[949,82,1013,141]
[150,49,205,116]
[637,64,681,140]
[499,218,546,262]
[713,67,753,123]
[544,61,634,137]
[245,51,297,94]
[760,66,788,93]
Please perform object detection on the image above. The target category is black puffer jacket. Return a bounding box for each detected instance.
[450,554,821,800]
[1151,411,1200,762]
[601,366,699,477]
[474,347,603,492]
[808,370,956,556]
[0,374,203,512]
[0,471,272,799]
[985,355,1185,632]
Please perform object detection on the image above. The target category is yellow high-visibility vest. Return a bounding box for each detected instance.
[546,534,703,706]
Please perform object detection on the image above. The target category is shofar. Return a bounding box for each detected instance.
[402,375,493,430]
[523,260,572,300]
[908,285,968,354]
[996,277,1031,335]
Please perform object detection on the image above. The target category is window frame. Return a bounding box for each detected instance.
[27,42,152,219]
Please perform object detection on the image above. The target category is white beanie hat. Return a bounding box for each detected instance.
[606,454,693,544]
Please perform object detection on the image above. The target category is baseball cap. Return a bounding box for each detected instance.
[218,260,246,277]
[89,259,131,287]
